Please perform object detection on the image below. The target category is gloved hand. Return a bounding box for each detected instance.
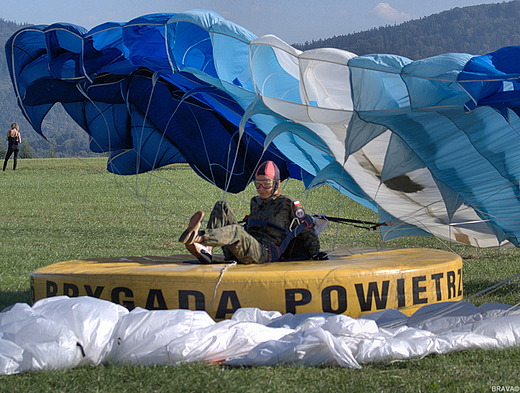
[312,251,329,260]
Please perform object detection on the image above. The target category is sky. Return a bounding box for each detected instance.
[2,0,504,44]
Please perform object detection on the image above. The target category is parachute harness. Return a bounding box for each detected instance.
[245,214,315,262]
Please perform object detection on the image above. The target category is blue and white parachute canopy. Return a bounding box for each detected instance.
[6,9,520,248]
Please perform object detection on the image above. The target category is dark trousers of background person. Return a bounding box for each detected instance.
[3,147,19,171]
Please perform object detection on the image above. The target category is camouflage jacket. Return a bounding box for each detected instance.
[246,193,320,257]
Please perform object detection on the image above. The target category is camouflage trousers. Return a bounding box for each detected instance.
[201,200,270,264]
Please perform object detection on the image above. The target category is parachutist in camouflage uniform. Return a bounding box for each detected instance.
[179,161,325,264]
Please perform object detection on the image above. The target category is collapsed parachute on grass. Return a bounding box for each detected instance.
[2,296,520,375]
[6,9,520,247]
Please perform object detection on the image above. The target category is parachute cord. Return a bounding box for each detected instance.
[429,236,462,255]
[224,97,266,194]
[134,76,222,218]
[176,88,221,189]
[75,80,130,207]
[137,72,161,216]
[464,271,520,304]
[134,77,220,221]
[206,261,238,312]
[333,160,349,251]
[499,283,520,304]
[76,153,216,224]
[492,244,501,282]
[136,169,215,220]
[119,84,227,222]
[246,153,267,187]
[76,81,113,155]
[222,129,260,199]
[333,190,342,251]
[325,228,383,256]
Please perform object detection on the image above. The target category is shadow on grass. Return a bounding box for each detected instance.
[0,290,31,312]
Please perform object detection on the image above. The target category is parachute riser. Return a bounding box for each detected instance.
[312,214,386,231]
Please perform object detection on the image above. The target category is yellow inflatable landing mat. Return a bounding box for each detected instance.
[31,248,463,320]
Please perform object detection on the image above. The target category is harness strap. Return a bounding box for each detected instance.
[247,215,314,262]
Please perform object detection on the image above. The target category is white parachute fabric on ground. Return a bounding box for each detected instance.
[110,307,216,365]
[1,297,520,375]
[0,296,128,374]
[31,296,129,366]
[0,302,83,373]
[164,319,295,365]
[227,314,362,368]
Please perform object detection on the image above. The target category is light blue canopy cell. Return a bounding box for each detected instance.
[6,9,520,248]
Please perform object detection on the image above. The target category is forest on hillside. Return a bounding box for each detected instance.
[1,1,520,159]
[294,1,520,59]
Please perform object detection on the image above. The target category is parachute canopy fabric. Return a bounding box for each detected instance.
[1,296,520,374]
[6,9,520,247]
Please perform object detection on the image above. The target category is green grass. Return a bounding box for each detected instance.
[1,157,520,392]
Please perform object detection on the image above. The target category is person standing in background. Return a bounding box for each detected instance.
[3,123,21,171]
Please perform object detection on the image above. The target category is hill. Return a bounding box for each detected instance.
[294,1,520,59]
[2,2,520,158]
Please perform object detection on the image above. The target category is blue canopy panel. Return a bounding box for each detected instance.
[5,13,298,193]
[7,10,520,247]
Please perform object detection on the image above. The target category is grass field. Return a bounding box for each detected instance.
[1,157,520,392]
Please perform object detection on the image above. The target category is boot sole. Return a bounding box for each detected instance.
[179,211,204,244]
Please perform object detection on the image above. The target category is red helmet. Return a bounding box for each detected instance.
[255,160,280,181]
[255,161,280,194]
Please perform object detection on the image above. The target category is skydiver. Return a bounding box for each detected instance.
[179,160,328,264]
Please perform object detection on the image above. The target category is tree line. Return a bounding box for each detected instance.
[294,1,520,59]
